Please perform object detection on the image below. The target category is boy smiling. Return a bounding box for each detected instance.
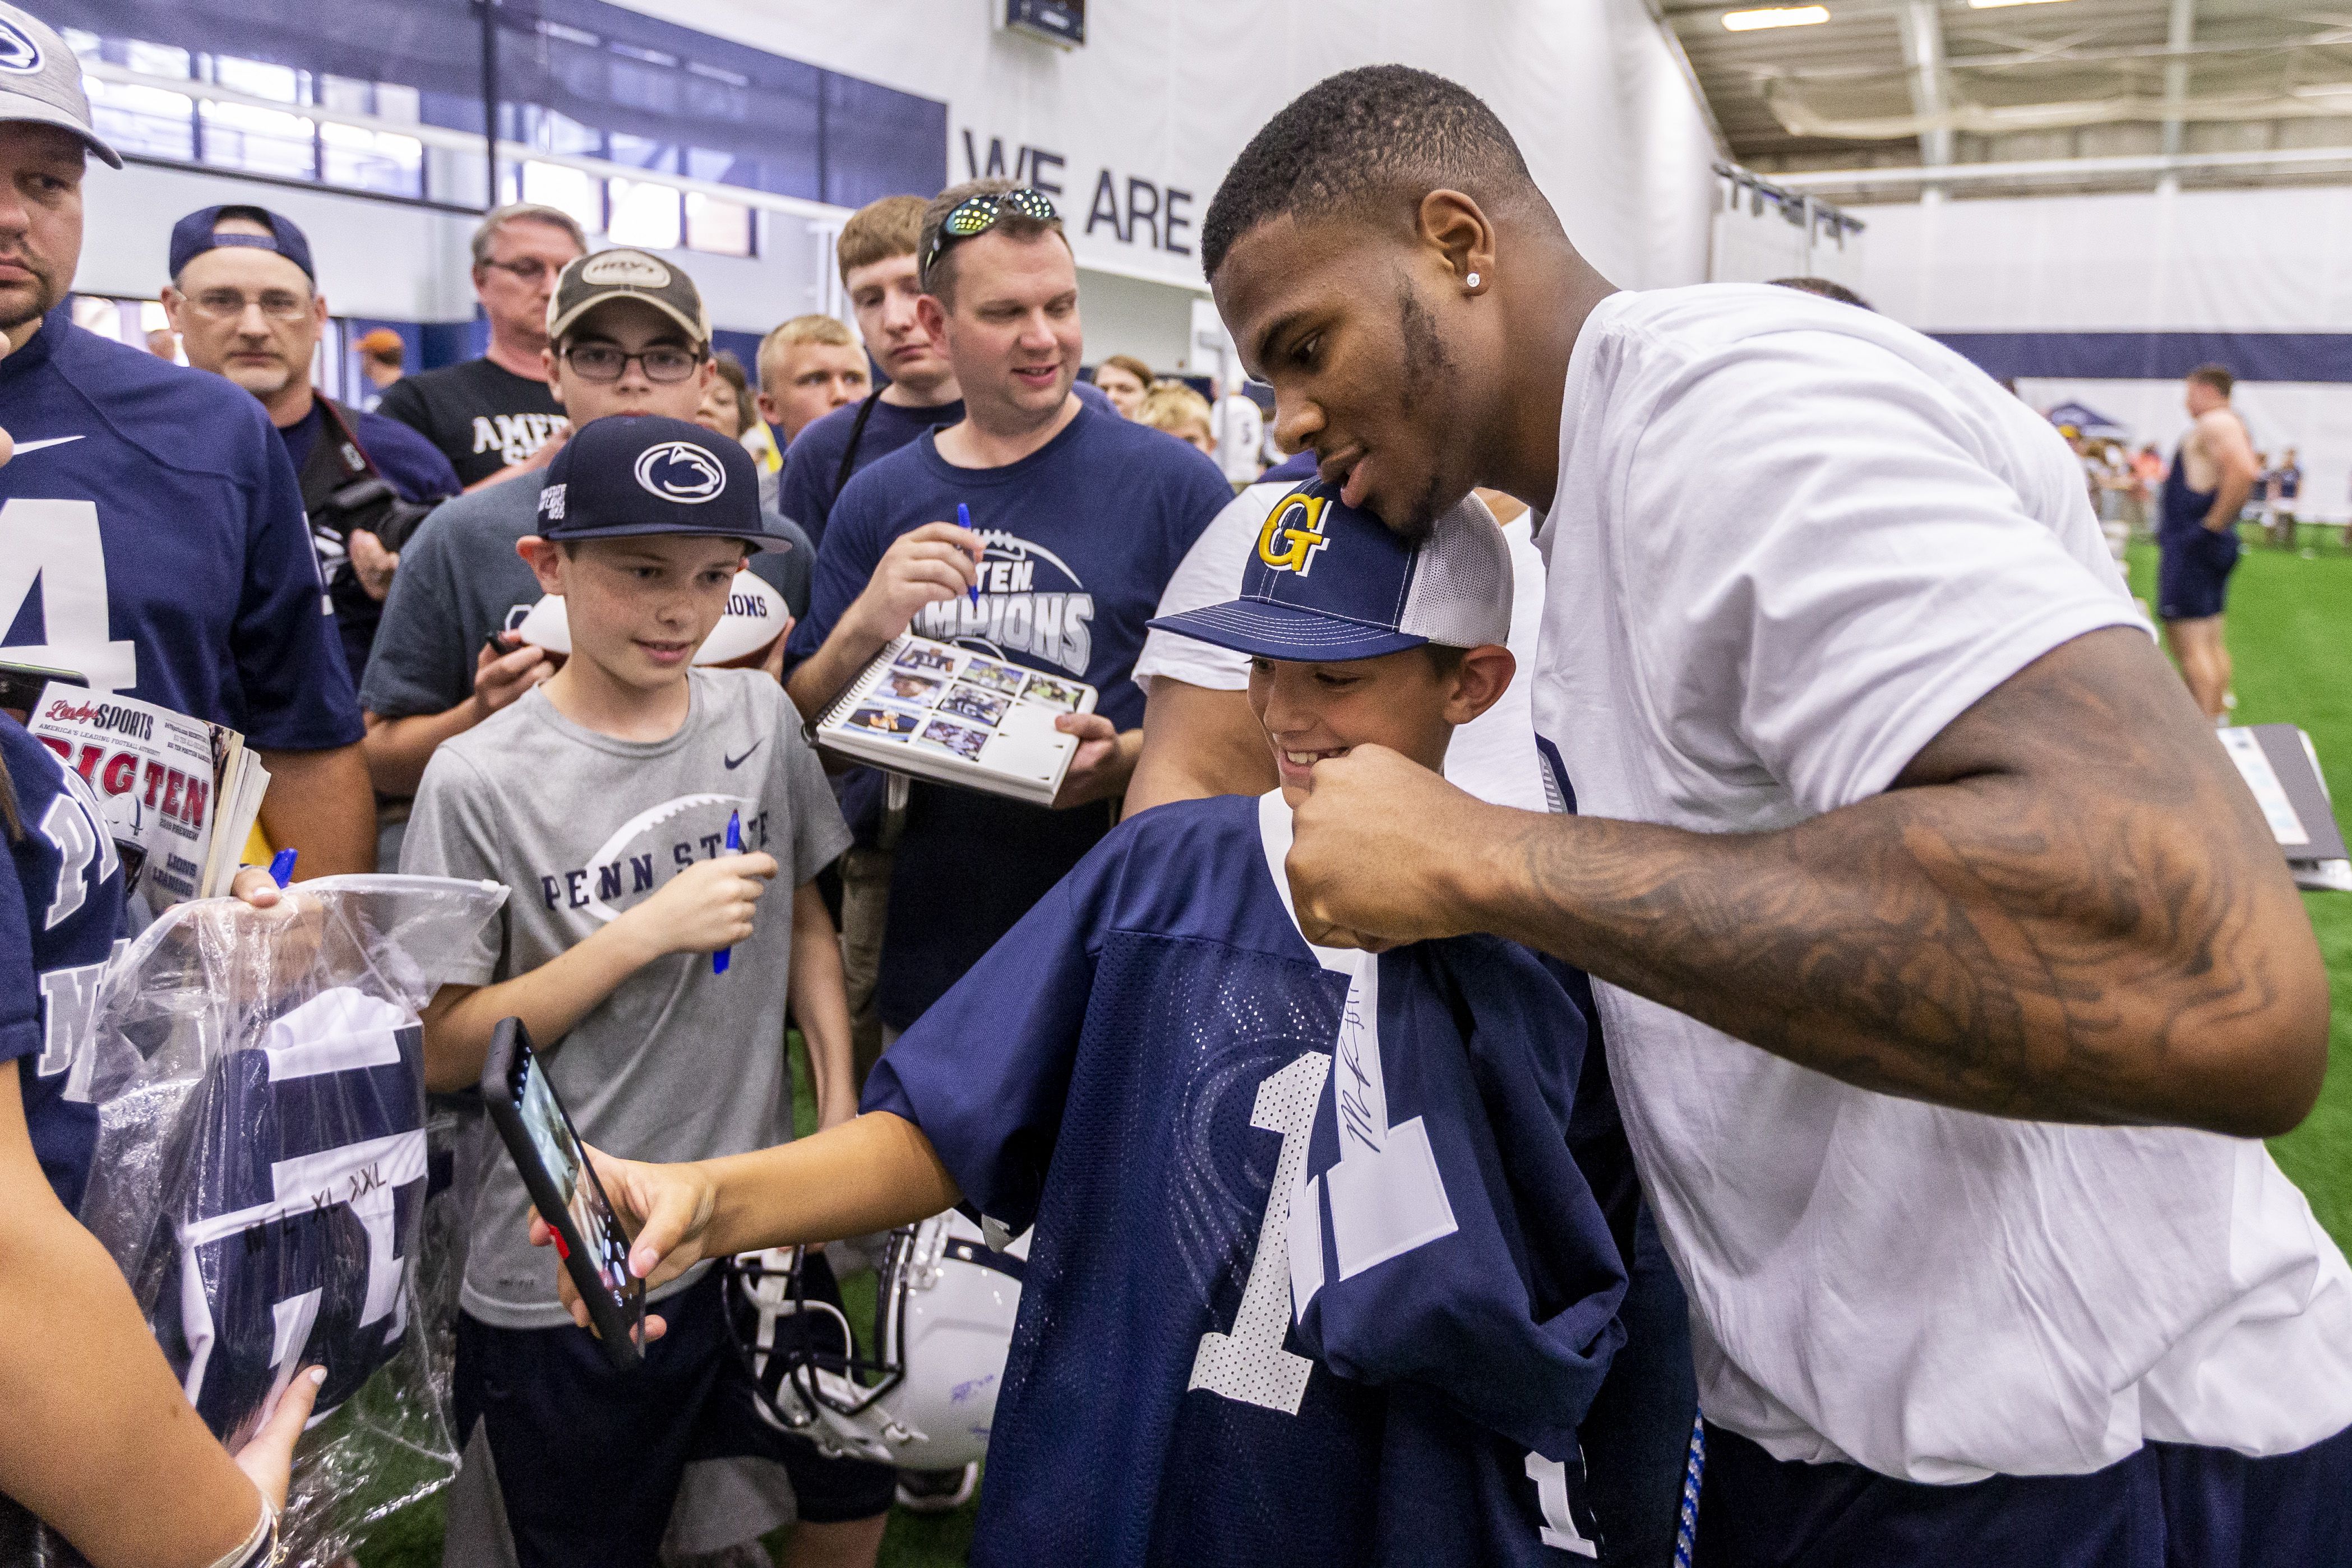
[559,480,1626,1566]
[401,414,890,1567]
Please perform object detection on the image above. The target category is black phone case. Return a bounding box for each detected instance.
[480,1017,644,1371]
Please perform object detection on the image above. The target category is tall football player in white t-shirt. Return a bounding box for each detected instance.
[1191,64,2352,1562]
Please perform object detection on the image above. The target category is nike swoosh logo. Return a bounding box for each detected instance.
[723,741,763,769]
[12,436,84,454]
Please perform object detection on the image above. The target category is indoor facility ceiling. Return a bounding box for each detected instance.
[1650,0,2352,201]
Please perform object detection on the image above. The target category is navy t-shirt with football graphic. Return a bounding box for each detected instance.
[0,718,126,1214]
[787,398,1230,1028]
[0,307,362,749]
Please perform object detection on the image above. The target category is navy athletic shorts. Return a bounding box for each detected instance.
[455,1256,894,1568]
[1693,1419,2352,1567]
[2157,526,2240,622]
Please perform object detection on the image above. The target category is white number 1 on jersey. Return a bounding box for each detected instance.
[1188,1049,1331,1416]
[0,498,141,693]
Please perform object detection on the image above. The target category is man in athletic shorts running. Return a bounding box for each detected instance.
[2157,364,2259,721]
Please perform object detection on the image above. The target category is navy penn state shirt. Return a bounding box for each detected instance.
[865,793,1625,1567]
[1,718,125,1213]
[788,398,1229,1027]
[0,307,362,748]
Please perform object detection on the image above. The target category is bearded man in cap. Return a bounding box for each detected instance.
[0,7,372,880]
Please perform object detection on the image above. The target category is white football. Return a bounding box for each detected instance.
[512,571,787,667]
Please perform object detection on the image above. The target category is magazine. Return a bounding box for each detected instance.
[814,634,1098,806]
[26,684,272,906]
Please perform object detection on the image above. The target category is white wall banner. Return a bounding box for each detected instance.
[614,0,1719,297]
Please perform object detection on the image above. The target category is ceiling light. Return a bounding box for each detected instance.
[1966,0,2073,8]
[1722,6,1830,30]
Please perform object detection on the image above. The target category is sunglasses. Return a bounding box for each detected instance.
[922,187,1060,280]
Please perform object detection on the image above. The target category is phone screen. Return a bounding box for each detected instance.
[514,1053,636,1307]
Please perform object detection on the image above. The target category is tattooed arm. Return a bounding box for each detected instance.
[1282,626,2330,1136]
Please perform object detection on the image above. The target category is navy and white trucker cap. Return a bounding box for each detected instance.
[535,414,787,550]
[1150,479,1512,660]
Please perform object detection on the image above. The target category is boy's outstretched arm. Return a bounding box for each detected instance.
[537,1112,960,1336]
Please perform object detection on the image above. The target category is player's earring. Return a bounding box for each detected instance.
[1465,271,1481,290]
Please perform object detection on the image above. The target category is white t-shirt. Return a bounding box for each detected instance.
[1533,283,2352,1482]
[1136,475,1551,812]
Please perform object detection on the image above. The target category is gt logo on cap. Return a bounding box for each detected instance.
[634,441,727,504]
[0,19,43,73]
[1255,493,1332,576]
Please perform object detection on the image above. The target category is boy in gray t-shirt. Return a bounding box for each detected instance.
[401,414,889,1567]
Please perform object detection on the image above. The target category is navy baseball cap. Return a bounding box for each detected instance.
[534,414,785,550]
[169,205,314,282]
[1150,479,1513,660]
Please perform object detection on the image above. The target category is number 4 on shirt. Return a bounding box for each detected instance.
[0,498,140,693]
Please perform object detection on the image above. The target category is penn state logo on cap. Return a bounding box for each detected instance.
[0,17,41,73]
[1149,478,1513,661]
[579,251,672,289]
[634,440,727,505]
[535,413,785,549]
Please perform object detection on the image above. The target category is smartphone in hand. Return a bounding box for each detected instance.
[482,1017,646,1369]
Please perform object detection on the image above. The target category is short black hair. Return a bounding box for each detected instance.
[1203,66,1537,281]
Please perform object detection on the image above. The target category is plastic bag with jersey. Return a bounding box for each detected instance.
[65,875,506,1567]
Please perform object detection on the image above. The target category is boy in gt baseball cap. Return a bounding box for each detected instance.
[401,410,889,1565]
[1148,477,1518,793]
[569,478,1630,1565]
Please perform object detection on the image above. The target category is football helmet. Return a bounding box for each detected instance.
[724,1210,1027,1470]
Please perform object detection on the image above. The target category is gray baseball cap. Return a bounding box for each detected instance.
[0,4,122,168]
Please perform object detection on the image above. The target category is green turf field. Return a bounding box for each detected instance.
[358,535,2352,1566]
[2120,537,2352,1252]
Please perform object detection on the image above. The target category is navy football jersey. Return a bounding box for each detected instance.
[142,987,428,1447]
[865,792,1626,1566]
[0,717,123,1213]
[0,307,361,748]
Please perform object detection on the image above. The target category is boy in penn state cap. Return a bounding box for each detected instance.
[552,483,1630,1567]
[398,413,892,1567]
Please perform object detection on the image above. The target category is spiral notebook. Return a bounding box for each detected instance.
[813,634,1098,806]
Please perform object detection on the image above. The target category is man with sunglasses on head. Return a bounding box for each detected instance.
[163,205,460,686]
[359,249,812,807]
[377,203,585,492]
[783,186,1228,1336]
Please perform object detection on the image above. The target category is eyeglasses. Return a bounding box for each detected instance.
[922,187,1060,279]
[562,343,704,383]
[481,256,558,286]
[185,288,311,322]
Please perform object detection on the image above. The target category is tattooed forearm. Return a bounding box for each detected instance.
[1473,628,2328,1135]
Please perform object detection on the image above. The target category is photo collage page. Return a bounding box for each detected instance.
[843,639,1089,768]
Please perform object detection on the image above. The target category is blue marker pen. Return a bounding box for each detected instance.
[266,848,297,887]
[713,811,740,975]
[956,502,979,607]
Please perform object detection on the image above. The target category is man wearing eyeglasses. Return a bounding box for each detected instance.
[163,206,460,686]
[376,202,584,491]
[359,249,811,806]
